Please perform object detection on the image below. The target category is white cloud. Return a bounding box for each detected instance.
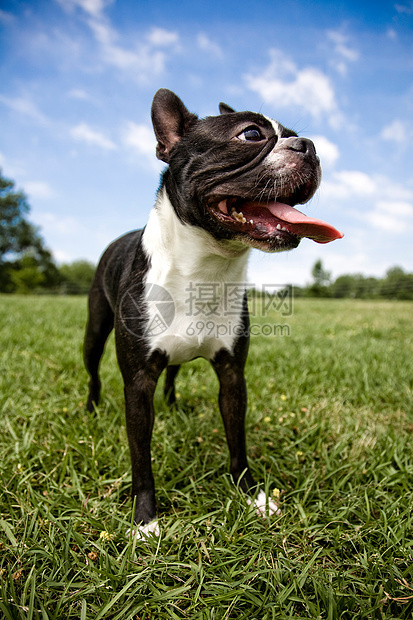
[87,17,113,46]
[375,176,413,203]
[68,88,97,104]
[322,171,405,203]
[122,122,163,171]
[70,123,117,150]
[24,181,55,199]
[247,244,371,287]
[321,170,377,199]
[245,49,341,127]
[57,0,179,80]
[36,212,81,235]
[109,44,165,74]
[87,19,179,78]
[309,135,340,168]
[327,30,359,75]
[0,94,48,124]
[123,122,155,155]
[55,0,111,18]
[197,33,223,58]
[0,9,15,23]
[364,211,407,233]
[321,169,413,234]
[381,119,407,143]
[395,1,413,14]
[369,200,413,233]
[148,27,179,47]
[54,249,75,263]
[0,152,26,179]
[376,200,413,217]
[387,28,398,40]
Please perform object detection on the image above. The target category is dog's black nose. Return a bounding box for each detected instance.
[285,137,315,154]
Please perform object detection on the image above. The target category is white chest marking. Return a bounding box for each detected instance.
[142,190,251,365]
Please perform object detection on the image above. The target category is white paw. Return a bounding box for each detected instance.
[247,490,281,518]
[126,519,160,539]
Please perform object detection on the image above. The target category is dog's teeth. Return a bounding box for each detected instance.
[233,210,247,224]
[276,224,282,230]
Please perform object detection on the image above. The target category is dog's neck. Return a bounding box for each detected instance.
[143,187,251,285]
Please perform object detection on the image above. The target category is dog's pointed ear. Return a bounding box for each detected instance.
[219,102,236,115]
[151,89,198,163]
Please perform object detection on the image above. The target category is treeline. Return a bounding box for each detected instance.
[0,168,95,294]
[294,260,413,300]
[0,258,95,295]
[1,169,412,299]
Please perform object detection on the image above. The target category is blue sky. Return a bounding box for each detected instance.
[1,0,412,286]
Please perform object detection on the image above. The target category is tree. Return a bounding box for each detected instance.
[331,273,380,299]
[1,171,38,259]
[59,260,95,294]
[308,259,332,297]
[330,274,357,298]
[380,266,413,300]
[0,169,60,292]
[10,254,47,294]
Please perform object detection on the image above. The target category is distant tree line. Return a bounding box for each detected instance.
[0,168,95,294]
[293,259,413,300]
[1,169,412,298]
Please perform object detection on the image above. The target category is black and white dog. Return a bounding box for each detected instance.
[84,89,342,536]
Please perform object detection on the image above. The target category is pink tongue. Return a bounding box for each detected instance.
[265,201,344,244]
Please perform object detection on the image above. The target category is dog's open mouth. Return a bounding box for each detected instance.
[207,197,344,244]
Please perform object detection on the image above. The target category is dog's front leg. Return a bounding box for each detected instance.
[212,349,256,493]
[120,350,168,528]
[212,349,280,518]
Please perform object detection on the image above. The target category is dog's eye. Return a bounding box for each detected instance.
[238,127,264,142]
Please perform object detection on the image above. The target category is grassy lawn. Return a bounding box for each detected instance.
[0,294,412,619]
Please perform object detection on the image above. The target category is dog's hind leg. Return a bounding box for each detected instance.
[84,286,114,412]
[163,364,180,406]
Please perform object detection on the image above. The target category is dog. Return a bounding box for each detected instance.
[84,89,343,536]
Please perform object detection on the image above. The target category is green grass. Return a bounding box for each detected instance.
[1,295,413,619]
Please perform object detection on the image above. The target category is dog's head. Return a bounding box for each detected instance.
[151,89,342,252]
